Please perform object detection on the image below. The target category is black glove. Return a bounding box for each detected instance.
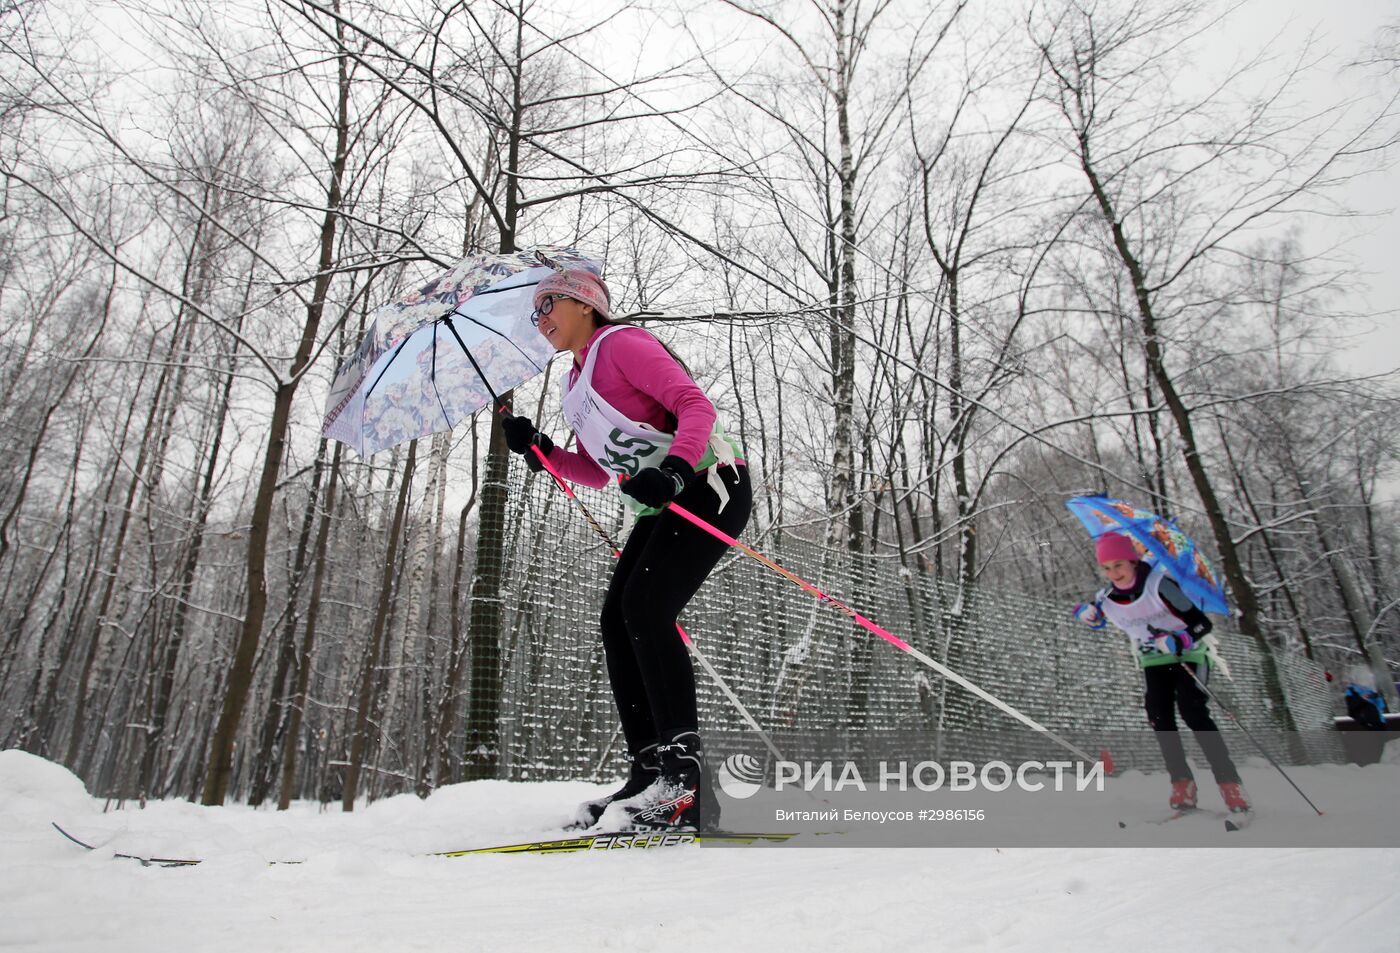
[1181,610,1213,640]
[501,414,554,472]
[620,455,696,508]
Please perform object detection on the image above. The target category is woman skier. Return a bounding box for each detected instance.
[501,268,750,832]
[1074,532,1252,818]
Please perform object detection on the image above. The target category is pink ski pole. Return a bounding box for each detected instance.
[528,444,621,556]
[663,499,1097,764]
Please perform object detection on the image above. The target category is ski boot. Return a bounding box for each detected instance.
[570,743,659,830]
[604,731,712,832]
[1218,781,1251,815]
[1168,778,1198,811]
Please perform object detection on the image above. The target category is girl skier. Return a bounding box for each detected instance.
[501,268,750,832]
[1074,532,1252,817]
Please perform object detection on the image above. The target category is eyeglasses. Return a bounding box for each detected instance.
[530,294,568,327]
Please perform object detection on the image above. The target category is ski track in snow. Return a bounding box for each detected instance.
[3,748,1398,953]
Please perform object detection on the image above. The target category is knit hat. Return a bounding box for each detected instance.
[534,269,610,318]
[1095,532,1141,564]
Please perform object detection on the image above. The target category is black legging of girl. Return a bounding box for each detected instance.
[1143,661,1241,784]
[600,464,752,752]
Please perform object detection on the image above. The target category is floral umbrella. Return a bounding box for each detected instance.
[322,246,601,457]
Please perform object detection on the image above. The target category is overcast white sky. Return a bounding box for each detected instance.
[1244,0,1400,375]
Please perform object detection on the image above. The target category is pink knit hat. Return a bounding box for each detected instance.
[1095,532,1141,564]
[534,269,610,318]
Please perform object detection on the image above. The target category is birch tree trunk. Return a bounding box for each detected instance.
[342,439,417,810]
[276,442,343,809]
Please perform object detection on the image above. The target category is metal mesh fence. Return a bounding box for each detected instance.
[491,467,1342,782]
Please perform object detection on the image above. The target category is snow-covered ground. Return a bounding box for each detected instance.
[3,748,1398,952]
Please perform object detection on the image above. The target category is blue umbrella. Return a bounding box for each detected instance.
[1065,494,1229,615]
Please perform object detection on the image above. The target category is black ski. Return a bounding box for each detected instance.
[1222,810,1254,832]
[1118,808,1253,832]
[52,822,204,867]
[1118,808,1198,828]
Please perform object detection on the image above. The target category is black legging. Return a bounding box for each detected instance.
[600,464,752,754]
[1143,661,1240,784]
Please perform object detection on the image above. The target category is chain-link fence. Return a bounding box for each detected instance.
[489,469,1341,783]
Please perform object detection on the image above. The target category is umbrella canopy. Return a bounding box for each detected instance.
[322,246,602,457]
[1065,494,1229,615]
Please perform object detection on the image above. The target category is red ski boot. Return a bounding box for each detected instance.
[1169,778,1198,811]
[1218,782,1251,814]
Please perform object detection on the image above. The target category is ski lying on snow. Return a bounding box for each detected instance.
[53,822,204,867]
[53,822,797,865]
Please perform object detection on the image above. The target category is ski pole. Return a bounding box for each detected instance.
[526,444,786,763]
[1180,662,1324,816]
[525,440,622,557]
[663,499,1098,764]
[675,624,785,763]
